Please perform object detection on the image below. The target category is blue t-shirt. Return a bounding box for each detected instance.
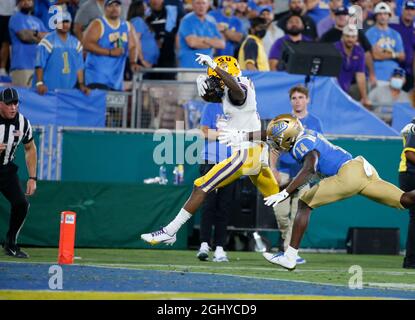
[178,12,222,68]
[306,0,330,25]
[34,31,84,90]
[208,9,244,57]
[365,26,404,81]
[9,12,48,71]
[290,129,353,177]
[278,113,323,177]
[85,17,130,91]
[130,17,160,65]
[200,103,232,163]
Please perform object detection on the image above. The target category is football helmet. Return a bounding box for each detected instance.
[266,114,304,151]
[207,56,242,78]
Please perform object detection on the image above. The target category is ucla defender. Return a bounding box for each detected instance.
[83,0,140,91]
[220,114,415,270]
[141,54,280,245]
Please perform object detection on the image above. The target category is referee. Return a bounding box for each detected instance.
[399,118,415,269]
[0,87,37,258]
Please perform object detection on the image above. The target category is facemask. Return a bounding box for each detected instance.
[286,27,303,36]
[291,8,303,15]
[390,77,404,90]
[20,7,33,14]
[255,29,267,38]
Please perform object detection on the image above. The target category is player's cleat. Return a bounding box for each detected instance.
[263,252,296,271]
[196,242,210,261]
[140,228,176,245]
[296,256,307,265]
[213,246,229,262]
[3,243,29,259]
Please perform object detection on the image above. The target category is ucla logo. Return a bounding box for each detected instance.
[271,122,288,136]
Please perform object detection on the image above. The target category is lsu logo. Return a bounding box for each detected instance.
[271,122,288,137]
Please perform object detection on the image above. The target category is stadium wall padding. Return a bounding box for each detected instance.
[0,182,190,249]
[6,132,410,250]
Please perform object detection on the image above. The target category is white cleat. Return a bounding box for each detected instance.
[197,242,210,261]
[263,252,296,271]
[140,228,176,246]
[213,247,229,262]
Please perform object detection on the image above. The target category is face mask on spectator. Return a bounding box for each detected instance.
[287,27,303,36]
[255,29,267,38]
[20,7,33,14]
[390,77,404,90]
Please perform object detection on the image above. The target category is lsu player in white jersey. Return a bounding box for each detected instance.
[140,53,280,246]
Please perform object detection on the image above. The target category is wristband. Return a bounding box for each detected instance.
[29,177,37,181]
[36,81,44,87]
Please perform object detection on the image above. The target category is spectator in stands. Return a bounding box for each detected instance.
[320,6,377,88]
[196,105,235,263]
[390,0,415,92]
[209,0,244,57]
[277,0,318,39]
[269,14,312,71]
[0,0,16,76]
[365,2,405,86]
[34,11,90,95]
[259,6,285,55]
[317,0,343,38]
[234,0,251,35]
[9,0,48,87]
[399,118,415,269]
[74,0,105,41]
[334,25,370,107]
[177,0,225,69]
[270,84,322,257]
[305,0,331,24]
[83,0,140,90]
[128,1,157,68]
[238,17,269,70]
[368,67,410,124]
[145,0,182,79]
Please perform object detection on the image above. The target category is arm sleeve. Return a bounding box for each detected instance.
[75,40,84,71]
[394,32,404,54]
[243,38,258,65]
[35,38,50,68]
[22,119,34,144]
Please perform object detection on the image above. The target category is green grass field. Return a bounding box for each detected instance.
[1,247,414,290]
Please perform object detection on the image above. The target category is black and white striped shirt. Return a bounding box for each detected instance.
[0,113,33,166]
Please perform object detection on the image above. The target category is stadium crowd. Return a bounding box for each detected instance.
[0,0,414,125]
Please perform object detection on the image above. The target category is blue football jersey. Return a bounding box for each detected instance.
[290,130,353,177]
[85,17,130,91]
[35,31,84,90]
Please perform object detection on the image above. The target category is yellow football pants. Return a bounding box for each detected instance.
[194,144,280,197]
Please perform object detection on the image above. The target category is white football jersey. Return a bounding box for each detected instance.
[222,76,261,151]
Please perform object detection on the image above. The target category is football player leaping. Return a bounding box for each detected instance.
[140,53,280,247]
[220,114,415,270]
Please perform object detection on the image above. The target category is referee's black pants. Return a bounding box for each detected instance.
[399,172,415,266]
[199,163,236,249]
[0,163,29,246]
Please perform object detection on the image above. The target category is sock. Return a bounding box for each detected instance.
[285,246,298,260]
[164,208,192,236]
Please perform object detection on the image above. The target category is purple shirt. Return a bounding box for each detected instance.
[269,35,312,61]
[317,15,335,38]
[334,41,365,92]
[390,18,415,76]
